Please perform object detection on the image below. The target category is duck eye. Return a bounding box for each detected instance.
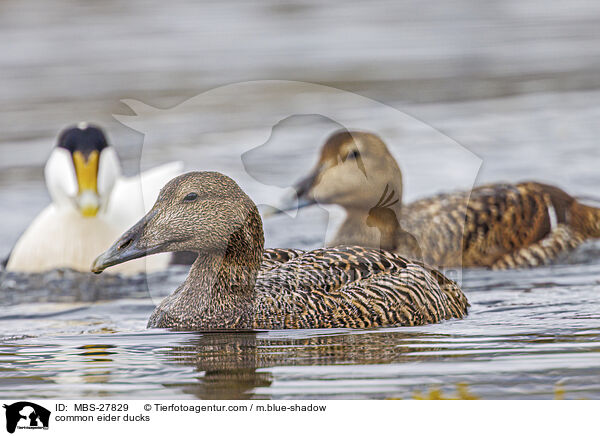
[347,150,360,160]
[183,192,198,202]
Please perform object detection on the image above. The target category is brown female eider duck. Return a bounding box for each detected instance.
[91,172,468,330]
[272,130,600,270]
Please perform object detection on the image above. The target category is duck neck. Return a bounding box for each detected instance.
[187,250,258,303]
[150,209,265,330]
[338,204,403,252]
[366,209,402,250]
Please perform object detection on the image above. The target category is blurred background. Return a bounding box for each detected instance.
[1,0,600,255]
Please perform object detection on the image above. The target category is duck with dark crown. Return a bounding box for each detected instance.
[6,123,182,274]
[91,171,468,330]
[270,130,600,269]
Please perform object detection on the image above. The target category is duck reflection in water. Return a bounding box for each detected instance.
[159,330,448,400]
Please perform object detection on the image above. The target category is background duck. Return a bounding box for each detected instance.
[6,123,183,275]
[91,171,468,330]
[272,130,600,269]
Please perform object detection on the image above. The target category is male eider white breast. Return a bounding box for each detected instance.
[6,123,183,275]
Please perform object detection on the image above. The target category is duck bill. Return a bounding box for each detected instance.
[78,190,100,217]
[264,195,317,217]
[73,150,101,217]
[265,168,320,217]
[91,211,161,273]
[91,240,145,273]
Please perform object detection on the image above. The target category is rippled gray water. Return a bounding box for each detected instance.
[1,0,600,399]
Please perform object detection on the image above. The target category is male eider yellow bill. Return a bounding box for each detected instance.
[91,172,468,330]
[6,123,183,275]
[270,130,600,270]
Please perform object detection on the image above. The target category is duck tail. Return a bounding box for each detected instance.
[438,276,470,319]
[529,182,600,240]
[570,200,600,239]
[418,263,469,319]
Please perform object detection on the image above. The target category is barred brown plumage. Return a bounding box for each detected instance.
[280,130,600,269]
[401,181,595,269]
[254,245,467,329]
[91,171,468,330]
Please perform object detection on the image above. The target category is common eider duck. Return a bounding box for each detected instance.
[6,123,182,275]
[91,171,468,330]
[271,130,600,269]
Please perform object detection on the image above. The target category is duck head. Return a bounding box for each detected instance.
[273,130,404,214]
[45,123,121,217]
[92,171,264,273]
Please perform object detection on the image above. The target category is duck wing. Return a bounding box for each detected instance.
[261,248,306,271]
[253,245,468,329]
[401,189,471,267]
[402,182,590,268]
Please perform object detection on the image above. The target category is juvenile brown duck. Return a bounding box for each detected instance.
[91,172,468,330]
[273,130,600,269]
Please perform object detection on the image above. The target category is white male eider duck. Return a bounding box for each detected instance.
[6,123,183,275]
[91,171,468,330]
[271,130,600,270]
